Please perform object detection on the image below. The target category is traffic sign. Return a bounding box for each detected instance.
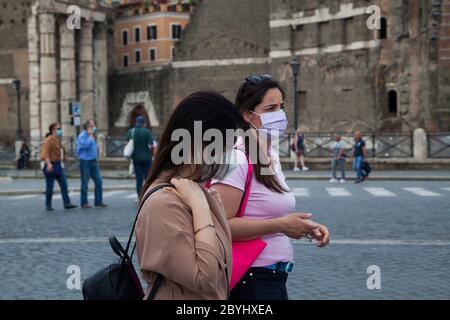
[71,101,81,116]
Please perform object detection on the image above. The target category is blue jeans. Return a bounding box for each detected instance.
[133,159,152,196]
[79,159,103,206]
[353,156,364,179]
[43,161,71,208]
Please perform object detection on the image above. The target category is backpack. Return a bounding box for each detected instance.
[82,184,173,300]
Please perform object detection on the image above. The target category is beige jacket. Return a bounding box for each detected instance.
[40,135,66,162]
[135,178,232,300]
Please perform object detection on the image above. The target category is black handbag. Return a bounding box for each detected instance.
[362,161,372,176]
[82,184,173,300]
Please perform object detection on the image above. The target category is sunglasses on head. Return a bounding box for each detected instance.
[242,74,272,93]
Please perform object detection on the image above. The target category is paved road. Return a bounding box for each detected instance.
[0,179,449,299]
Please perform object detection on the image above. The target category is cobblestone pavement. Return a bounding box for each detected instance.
[0,179,449,299]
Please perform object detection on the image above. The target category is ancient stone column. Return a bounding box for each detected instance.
[39,12,58,138]
[27,2,41,142]
[59,19,77,139]
[93,23,109,135]
[79,20,95,124]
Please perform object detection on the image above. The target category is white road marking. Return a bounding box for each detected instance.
[102,191,127,198]
[292,239,450,246]
[124,193,138,199]
[5,194,39,200]
[292,188,310,197]
[326,187,352,197]
[442,188,450,192]
[402,188,443,197]
[38,190,126,200]
[40,194,65,200]
[364,187,397,197]
[0,237,130,244]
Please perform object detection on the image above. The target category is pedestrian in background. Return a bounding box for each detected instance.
[40,123,77,211]
[329,134,346,183]
[76,120,107,209]
[17,141,30,170]
[352,131,367,184]
[292,128,309,172]
[125,115,155,197]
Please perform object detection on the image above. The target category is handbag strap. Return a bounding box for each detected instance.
[147,273,163,300]
[235,154,253,218]
[128,183,173,301]
[124,183,174,259]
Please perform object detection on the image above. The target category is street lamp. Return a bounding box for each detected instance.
[290,58,300,131]
[12,79,22,138]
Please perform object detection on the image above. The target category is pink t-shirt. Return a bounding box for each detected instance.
[211,147,296,267]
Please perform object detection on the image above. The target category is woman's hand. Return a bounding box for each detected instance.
[169,178,209,212]
[279,213,320,240]
[309,224,330,247]
[169,178,216,243]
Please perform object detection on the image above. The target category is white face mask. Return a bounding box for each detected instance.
[249,110,288,138]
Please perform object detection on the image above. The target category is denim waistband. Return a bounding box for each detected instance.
[260,261,295,273]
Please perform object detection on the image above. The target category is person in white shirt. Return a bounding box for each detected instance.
[329,134,346,183]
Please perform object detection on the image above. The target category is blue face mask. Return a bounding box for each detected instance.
[56,128,62,138]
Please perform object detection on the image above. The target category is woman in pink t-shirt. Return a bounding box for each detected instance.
[212,75,330,300]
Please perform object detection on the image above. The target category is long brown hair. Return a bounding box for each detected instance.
[235,76,289,193]
[48,123,59,136]
[141,91,243,199]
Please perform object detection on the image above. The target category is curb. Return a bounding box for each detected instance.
[283,175,450,181]
[0,173,134,180]
[2,173,450,181]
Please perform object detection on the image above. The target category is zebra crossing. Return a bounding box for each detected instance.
[1,186,449,202]
[291,187,449,198]
[402,187,444,197]
[364,187,397,197]
[326,188,352,197]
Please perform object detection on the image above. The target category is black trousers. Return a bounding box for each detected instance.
[229,267,289,300]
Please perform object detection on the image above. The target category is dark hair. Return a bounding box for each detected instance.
[141,91,243,198]
[235,76,288,193]
[48,123,59,135]
[83,120,91,130]
[20,141,29,151]
[129,105,150,129]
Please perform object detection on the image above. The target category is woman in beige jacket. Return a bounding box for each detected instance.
[135,91,243,300]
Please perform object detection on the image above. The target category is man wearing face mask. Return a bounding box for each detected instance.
[40,123,77,211]
[76,120,107,209]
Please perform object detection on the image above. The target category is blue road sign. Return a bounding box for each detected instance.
[71,101,81,116]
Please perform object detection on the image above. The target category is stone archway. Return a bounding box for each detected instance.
[114,91,160,129]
